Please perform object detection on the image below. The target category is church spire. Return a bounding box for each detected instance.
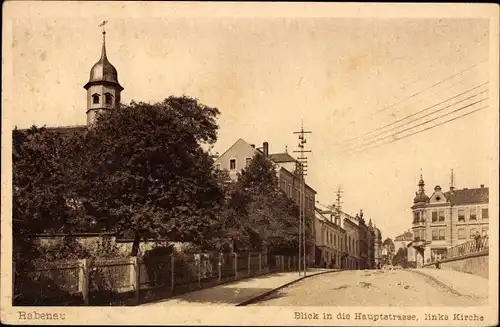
[84,21,123,126]
[101,29,107,59]
[98,20,108,60]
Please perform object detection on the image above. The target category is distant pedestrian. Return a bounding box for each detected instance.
[474,231,482,251]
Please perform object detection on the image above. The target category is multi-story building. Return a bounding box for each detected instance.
[313,209,345,268]
[409,172,489,267]
[341,212,361,269]
[373,226,383,268]
[367,220,375,269]
[356,212,368,268]
[214,139,317,263]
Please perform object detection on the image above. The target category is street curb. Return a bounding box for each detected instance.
[235,269,340,306]
[407,269,464,297]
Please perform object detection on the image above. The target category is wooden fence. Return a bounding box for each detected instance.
[13,252,298,306]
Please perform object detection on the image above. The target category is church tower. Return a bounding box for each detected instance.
[84,24,123,126]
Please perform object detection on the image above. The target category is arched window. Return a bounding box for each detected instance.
[105,93,113,105]
[92,94,100,104]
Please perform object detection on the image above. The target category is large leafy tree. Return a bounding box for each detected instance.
[12,127,76,243]
[12,125,89,275]
[69,96,225,256]
[222,152,308,254]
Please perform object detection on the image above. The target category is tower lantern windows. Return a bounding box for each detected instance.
[105,93,113,105]
[92,94,100,104]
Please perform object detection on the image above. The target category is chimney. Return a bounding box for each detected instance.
[480,184,484,188]
[263,142,269,157]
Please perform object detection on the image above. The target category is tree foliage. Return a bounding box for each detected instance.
[213,152,307,255]
[71,96,224,255]
[13,96,226,257]
[392,247,408,268]
[13,94,309,260]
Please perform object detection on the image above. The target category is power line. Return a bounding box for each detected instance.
[336,82,488,149]
[333,58,488,145]
[346,97,488,154]
[339,87,489,153]
[347,104,488,155]
[365,58,488,119]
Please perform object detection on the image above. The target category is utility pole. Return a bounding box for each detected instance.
[335,185,343,223]
[335,185,344,267]
[293,120,311,277]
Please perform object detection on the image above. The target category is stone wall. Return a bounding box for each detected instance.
[423,250,488,279]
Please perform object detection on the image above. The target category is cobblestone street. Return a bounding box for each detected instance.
[250,269,488,306]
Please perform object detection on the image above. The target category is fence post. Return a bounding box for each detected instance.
[171,255,175,294]
[133,257,140,305]
[80,259,89,306]
[218,253,222,283]
[197,255,201,286]
[248,253,251,276]
[259,253,262,274]
[234,253,238,280]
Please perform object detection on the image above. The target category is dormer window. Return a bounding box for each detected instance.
[105,93,113,105]
[92,94,100,104]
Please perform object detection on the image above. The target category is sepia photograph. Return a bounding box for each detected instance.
[1,1,498,326]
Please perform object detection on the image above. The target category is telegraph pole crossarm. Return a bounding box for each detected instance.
[293,121,312,277]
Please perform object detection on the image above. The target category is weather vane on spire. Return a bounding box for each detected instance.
[99,20,108,34]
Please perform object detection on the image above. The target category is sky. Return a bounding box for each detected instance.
[4,3,497,241]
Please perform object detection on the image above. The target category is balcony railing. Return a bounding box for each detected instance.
[429,236,488,264]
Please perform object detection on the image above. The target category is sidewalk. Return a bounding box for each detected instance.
[409,268,489,299]
[141,268,336,307]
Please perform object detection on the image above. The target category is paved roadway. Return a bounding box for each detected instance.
[250,269,487,306]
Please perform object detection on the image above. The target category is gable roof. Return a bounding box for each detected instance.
[444,187,489,205]
[395,230,413,241]
[214,138,259,162]
[269,152,296,163]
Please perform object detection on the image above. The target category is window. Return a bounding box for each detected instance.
[432,229,438,240]
[438,209,445,221]
[470,228,477,239]
[229,159,236,170]
[413,212,419,223]
[245,157,251,167]
[438,229,445,240]
[105,93,112,105]
[215,164,220,170]
[458,229,465,239]
[470,207,477,220]
[281,181,286,192]
[458,208,465,222]
[92,94,100,104]
[287,185,292,198]
[482,208,489,219]
[432,211,438,222]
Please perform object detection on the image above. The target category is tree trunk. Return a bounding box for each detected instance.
[130,231,141,257]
